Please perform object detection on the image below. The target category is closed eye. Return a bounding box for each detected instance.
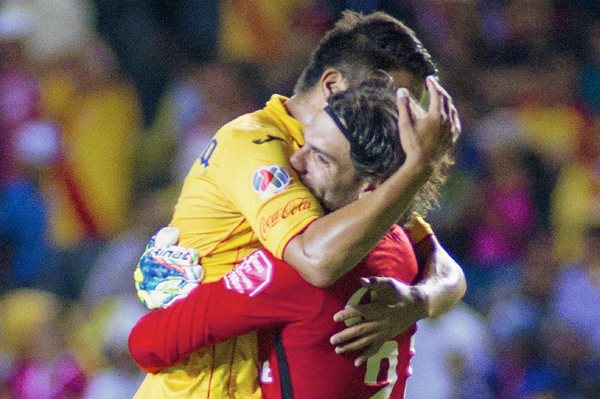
[315,152,329,165]
[307,143,333,166]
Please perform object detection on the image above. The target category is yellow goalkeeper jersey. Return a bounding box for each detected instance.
[134,95,323,399]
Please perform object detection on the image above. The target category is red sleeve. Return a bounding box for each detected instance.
[128,249,320,373]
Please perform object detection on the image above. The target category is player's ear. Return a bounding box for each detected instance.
[320,68,348,101]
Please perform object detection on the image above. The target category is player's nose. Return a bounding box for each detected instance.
[290,147,307,174]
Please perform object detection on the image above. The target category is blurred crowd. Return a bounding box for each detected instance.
[0,0,598,398]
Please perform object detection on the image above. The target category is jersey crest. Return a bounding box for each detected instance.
[252,165,291,199]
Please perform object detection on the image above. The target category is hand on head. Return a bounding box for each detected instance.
[396,76,460,170]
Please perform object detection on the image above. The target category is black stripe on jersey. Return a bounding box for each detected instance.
[253,135,284,144]
[275,331,294,399]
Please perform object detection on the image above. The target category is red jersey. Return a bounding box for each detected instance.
[129,225,419,399]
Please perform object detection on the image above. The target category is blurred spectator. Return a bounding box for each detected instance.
[135,63,208,191]
[219,1,318,64]
[220,2,331,97]
[469,147,537,267]
[485,233,568,398]
[0,5,40,185]
[486,321,593,399]
[487,232,559,346]
[82,296,146,399]
[412,0,481,75]
[579,22,600,112]
[137,61,259,193]
[522,319,600,399]
[0,121,59,290]
[37,38,141,249]
[0,7,56,290]
[93,0,219,127]
[477,0,556,68]
[491,316,600,399]
[81,188,175,307]
[488,331,536,399]
[0,289,87,399]
[1,0,94,64]
[551,224,600,356]
[406,302,493,399]
[550,116,600,262]
[461,146,537,312]
[6,36,143,301]
[172,62,257,179]
[517,53,585,170]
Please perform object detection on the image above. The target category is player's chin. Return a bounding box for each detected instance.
[297,174,310,188]
[300,176,319,198]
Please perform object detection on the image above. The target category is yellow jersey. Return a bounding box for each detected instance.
[134,95,323,398]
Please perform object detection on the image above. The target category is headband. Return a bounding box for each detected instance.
[324,104,372,165]
[324,104,352,145]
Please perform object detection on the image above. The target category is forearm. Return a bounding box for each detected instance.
[412,235,466,318]
[285,160,431,287]
[129,251,315,373]
[129,283,223,373]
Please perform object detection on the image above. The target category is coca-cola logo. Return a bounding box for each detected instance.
[260,197,312,240]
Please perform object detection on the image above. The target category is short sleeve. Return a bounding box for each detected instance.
[216,128,323,258]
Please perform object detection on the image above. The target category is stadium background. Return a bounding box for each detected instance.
[0,0,599,398]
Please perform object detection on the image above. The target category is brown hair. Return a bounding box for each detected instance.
[327,72,453,220]
[326,72,402,182]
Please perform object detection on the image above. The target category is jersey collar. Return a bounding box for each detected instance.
[265,94,305,146]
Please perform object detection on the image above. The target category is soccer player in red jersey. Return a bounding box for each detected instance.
[130,77,454,398]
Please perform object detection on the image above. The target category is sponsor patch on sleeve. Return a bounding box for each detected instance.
[259,196,313,241]
[252,165,291,199]
[223,250,273,297]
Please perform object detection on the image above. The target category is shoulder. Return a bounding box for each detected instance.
[215,111,292,146]
[377,225,413,255]
[363,225,418,280]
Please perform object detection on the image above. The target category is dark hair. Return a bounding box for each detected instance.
[327,72,454,220]
[294,10,437,94]
[326,73,402,183]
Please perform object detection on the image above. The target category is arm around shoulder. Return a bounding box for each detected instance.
[283,159,433,288]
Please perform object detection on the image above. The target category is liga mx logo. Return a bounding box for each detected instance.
[252,165,291,199]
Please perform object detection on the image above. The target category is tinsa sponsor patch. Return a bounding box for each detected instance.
[252,165,291,199]
[223,250,273,297]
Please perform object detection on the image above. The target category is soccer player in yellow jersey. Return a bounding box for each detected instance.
[134,11,464,399]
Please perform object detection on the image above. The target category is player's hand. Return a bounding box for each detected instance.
[397,76,460,171]
[330,277,427,367]
[134,227,205,310]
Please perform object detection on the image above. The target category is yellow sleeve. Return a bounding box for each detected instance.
[216,126,323,258]
[404,215,434,244]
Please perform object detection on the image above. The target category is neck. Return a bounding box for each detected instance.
[284,89,327,126]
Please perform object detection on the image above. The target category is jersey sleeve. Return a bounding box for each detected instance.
[215,127,323,258]
[403,215,434,245]
[128,249,320,374]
